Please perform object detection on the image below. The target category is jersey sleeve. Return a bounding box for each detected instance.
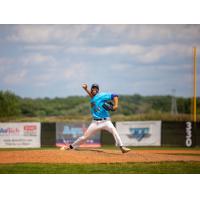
[111,94,119,100]
[102,93,118,101]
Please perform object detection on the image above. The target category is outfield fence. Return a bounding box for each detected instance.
[0,121,199,148]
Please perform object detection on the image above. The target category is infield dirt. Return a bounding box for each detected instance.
[0,149,200,164]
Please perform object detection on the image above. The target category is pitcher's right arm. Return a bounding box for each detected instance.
[82,83,93,98]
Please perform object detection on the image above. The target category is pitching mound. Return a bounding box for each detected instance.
[0,149,200,164]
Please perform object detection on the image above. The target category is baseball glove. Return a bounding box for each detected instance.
[102,101,115,111]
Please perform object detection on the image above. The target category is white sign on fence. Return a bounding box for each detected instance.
[0,123,41,148]
[116,121,161,146]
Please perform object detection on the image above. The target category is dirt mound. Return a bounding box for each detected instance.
[0,149,200,164]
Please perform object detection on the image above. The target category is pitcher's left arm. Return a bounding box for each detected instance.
[113,96,118,111]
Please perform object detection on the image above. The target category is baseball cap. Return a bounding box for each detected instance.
[91,83,99,90]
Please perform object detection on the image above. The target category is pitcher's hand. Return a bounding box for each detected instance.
[82,83,87,90]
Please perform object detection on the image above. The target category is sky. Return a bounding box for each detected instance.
[0,24,200,98]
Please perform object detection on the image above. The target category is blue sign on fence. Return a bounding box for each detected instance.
[56,123,101,148]
[128,128,150,141]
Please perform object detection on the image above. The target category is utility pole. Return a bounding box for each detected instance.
[193,47,197,122]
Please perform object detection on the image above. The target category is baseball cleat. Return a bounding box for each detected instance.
[120,146,131,153]
[60,144,74,151]
[60,146,70,150]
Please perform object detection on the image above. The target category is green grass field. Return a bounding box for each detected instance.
[0,162,200,174]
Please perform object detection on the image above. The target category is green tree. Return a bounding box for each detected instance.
[0,90,21,117]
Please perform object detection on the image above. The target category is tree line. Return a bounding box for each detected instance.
[0,90,199,118]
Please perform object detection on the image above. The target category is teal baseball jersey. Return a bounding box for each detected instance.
[90,92,118,119]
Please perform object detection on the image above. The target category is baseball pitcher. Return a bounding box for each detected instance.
[60,83,131,153]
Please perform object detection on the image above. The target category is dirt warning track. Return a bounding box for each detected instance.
[0,149,200,164]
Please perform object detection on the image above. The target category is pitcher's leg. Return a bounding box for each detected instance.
[71,122,97,149]
[103,121,123,147]
[102,120,131,153]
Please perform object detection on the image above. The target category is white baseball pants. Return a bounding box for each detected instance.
[71,119,123,148]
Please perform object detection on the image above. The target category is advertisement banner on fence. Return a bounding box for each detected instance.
[0,123,41,148]
[116,121,161,146]
[56,122,101,148]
